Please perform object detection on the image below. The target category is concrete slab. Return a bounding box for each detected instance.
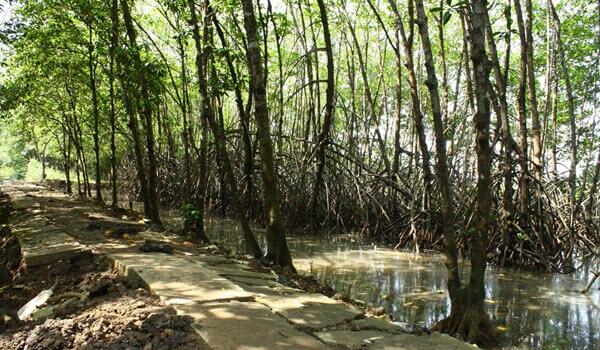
[227,275,282,288]
[10,215,48,229]
[86,212,146,230]
[315,329,475,350]
[316,329,391,348]
[371,333,477,350]
[10,216,86,266]
[257,291,364,329]
[233,283,305,298]
[175,301,329,350]
[109,252,255,305]
[351,318,406,334]
[207,263,278,281]
[11,198,42,210]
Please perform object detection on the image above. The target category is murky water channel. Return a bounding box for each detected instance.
[110,196,600,349]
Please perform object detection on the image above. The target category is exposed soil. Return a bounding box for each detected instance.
[0,250,209,350]
[0,190,210,350]
[1,192,22,287]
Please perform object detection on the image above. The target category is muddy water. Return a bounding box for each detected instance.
[201,220,599,350]
[107,197,599,349]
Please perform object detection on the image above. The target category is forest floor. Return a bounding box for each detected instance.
[0,181,476,350]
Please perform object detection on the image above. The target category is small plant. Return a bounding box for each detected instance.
[516,231,528,241]
[180,203,200,230]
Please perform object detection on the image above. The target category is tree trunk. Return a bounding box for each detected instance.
[389,0,433,207]
[413,0,459,308]
[549,0,578,212]
[87,23,103,203]
[525,0,543,184]
[514,0,530,231]
[60,123,72,194]
[388,0,433,202]
[587,149,600,219]
[120,0,162,226]
[189,0,260,254]
[484,3,516,262]
[213,17,255,212]
[436,0,449,127]
[113,0,150,218]
[310,0,335,227]
[466,0,496,342]
[434,1,497,345]
[346,20,392,177]
[240,0,294,270]
[109,0,119,208]
[179,34,193,205]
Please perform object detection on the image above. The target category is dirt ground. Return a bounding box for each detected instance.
[0,191,210,350]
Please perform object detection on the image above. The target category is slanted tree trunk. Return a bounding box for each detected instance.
[310,0,335,227]
[412,0,459,326]
[346,19,392,177]
[113,0,150,218]
[120,0,162,226]
[212,17,255,212]
[365,0,408,216]
[65,83,92,197]
[240,0,294,270]
[189,0,260,253]
[484,3,516,262]
[179,35,192,205]
[548,0,578,212]
[388,0,433,203]
[587,149,600,219]
[436,0,449,126]
[392,28,403,179]
[266,0,285,157]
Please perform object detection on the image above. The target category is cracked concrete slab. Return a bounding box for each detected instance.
[351,318,407,333]
[9,211,86,266]
[109,252,255,305]
[257,291,364,329]
[175,301,329,350]
[207,264,277,281]
[315,329,476,349]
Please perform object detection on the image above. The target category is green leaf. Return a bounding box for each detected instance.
[443,11,452,25]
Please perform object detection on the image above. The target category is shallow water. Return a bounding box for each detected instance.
[106,195,599,350]
[202,219,600,350]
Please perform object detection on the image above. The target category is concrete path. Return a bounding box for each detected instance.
[5,184,85,266]
[1,182,476,350]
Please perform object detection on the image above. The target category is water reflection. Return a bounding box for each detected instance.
[204,221,600,350]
